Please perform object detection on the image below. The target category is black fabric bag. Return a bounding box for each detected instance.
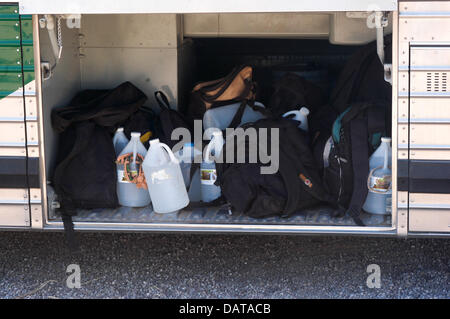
[51,82,147,134]
[122,106,157,148]
[215,118,332,218]
[51,82,147,247]
[329,36,392,115]
[319,102,389,226]
[310,36,392,226]
[154,91,193,149]
[268,73,326,118]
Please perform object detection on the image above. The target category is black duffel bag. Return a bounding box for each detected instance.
[51,82,147,247]
[215,118,332,218]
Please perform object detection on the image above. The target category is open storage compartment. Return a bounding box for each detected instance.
[38,12,395,231]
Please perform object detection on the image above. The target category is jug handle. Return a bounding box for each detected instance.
[159,143,180,164]
[283,110,299,118]
[204,140,215,163]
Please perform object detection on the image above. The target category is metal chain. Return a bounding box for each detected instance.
[56,15,63,59]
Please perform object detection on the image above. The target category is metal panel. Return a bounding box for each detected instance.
[184,13,330,38]
[410,123,450,149]
[81,14,179,48]
[409,209,450,233]
[410,71,448,95]
[19,0,398,14]
[80,47,179,108]
[400,1,450,16]
[0,146,26,156]
[0,204,30,226]
[399,2,450,236]
[0,122,26,146]
[399,18,450,44]
[0,5,35,229]
[410,46,450,69]
[409,98,450,123]
[0,95,24,120]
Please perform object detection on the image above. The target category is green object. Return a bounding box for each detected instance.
[0,4,34,99]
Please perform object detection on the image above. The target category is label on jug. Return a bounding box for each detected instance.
[117,169,136,184]
[201,168,217,185]
[150,169,171,184]
[369,175,391,193]
[116,153,148,189]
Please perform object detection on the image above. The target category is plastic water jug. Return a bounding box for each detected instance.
[363,137,392,215]
[113,127,129,156]
[143,139,189,213]
[203,101,266,139]
[201,131,224,202]
[116,132,151,207]
[283,107,310,131]
[175,142,202,201]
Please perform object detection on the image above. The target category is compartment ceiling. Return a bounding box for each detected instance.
[20,0,397,14]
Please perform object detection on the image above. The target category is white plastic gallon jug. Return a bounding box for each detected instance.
[116,132,151,207]
[113,127,129,156]
[143,139,189,213]
[203,101,266,139]
[283,107,310,131]
[201,131,224,202]
[363,137,392,215]
[175,142,202,201]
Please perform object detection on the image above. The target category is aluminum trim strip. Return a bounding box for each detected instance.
[399,119,450,124]
[399,92,450,97]
[44,220,396,235]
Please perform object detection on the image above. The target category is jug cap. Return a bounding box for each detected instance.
[381,137,392,143]
[116,127,124,132]
[300,107,310,115]
[131,132,141,138]
[150,138,160,145]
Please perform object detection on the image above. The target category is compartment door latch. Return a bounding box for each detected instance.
[374,11,392,85]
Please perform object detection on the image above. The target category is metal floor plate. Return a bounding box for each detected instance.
[64,205,391,227]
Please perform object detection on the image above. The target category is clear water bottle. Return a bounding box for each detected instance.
[175,142,202,201]
[203,102,266,139]
[283,107,310,131]
[142,139,189,213]
[201,131,224,202]
[363,137,392,215]
[113,127,129,156]
[116,132,151,207]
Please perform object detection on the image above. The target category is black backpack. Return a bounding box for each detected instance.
[154,91,193,149]
[311,36,392,225]
[330,36,392,114]
[215,118,332,218]
[51,82,147,247]
[320,102,389,226]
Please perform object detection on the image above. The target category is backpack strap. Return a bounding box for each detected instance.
[346,115,369,226]
[61,207,79,251]
[154,91,172,110]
